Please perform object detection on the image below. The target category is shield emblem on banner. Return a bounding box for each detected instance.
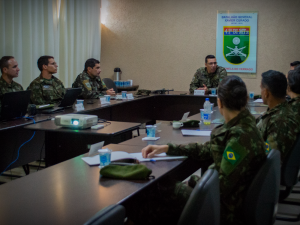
[223,26,250,65]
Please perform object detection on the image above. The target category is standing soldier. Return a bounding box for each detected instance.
[0,56,23,113]
[72,58,115,99]
[189,55,227,94]
[27,56,65,105]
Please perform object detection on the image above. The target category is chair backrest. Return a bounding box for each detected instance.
[84,204,125,225]
[281,134,300,187]
[243,149,281,225]
[177,169,220,225]
[103,78,118,93]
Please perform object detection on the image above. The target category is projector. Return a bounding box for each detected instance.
[54,114,98,129]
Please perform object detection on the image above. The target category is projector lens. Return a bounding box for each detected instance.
[71,119,79,125]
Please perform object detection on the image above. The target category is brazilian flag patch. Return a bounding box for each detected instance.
[265,140,270,153]
[223,146,240,165]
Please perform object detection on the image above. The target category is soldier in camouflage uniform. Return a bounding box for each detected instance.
[0,56,23,114]
[139,76,266,225]
[72,58,115,99]
[256,70,299,163]
[286,68,300,123]
[189,55,227,94]
[27,56,65,105]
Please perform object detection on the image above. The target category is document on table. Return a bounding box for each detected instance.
[82,151,135,165]
[82,151,187,165]
[130,152,187,162]
[253,99,263,103]
[181,130,211,136]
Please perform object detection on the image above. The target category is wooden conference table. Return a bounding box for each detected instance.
[0,100,268,225]
[0,90,268,224]
[0,91,219,172]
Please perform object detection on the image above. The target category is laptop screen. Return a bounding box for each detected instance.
[58,88,82,108]
[1,90,31,120]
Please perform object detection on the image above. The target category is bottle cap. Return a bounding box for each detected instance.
[205,98,209,101]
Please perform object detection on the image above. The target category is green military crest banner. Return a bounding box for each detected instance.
[216,12,257,73]
[223,26,250,65]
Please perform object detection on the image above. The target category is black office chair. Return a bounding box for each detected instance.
[84,204,126,225]
[177,169,220,225]
[243,149,281,225]
[103,78,118,93]
[276,134,300,221]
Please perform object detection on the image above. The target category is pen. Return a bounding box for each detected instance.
[150,159,156,162]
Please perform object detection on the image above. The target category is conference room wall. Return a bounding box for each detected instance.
[100,0,300,95]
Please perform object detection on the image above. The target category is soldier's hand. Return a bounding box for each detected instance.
[202,84,208,94]
[106,88,115,95]
[141,145,169,158]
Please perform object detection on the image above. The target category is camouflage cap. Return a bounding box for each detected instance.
[136,89,151,96]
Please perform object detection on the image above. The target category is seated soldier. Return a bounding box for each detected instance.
[287,67,300,123]
[27,56,65,105]
[290,61,300,70]
[189,55,227,94]
[136,76,266,225]
[72,58,115,99]
[256,70,299,162]
[0,56,23,113]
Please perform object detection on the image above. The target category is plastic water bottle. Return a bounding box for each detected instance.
[203,98,211,125]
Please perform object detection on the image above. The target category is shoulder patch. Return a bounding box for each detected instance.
[220,139,248,175]
[265,140,270,153]
[223,146,240,165]
[83,80,92,90]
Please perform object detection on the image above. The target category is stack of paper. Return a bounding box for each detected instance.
[181,130,211,136]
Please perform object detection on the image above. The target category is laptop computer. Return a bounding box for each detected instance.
[1,90,31,120]
[40,88,82,114]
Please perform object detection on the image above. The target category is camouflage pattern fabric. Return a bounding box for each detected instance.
[0,76,23,113]
[27,74,65,105]
[288,96,300,124]
[72,71,108,99]
[189,66,227,93]
[136,89,151,96]
[166,109,266,225]
[256,101,299,163]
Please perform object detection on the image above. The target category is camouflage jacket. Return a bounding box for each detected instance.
[189,66,227,93]
[27,74,65,105]
[168,109,266,224]
[72,71,108,99]
[0,76,23,113]
[256,101,299,163]
[288,96,300,124]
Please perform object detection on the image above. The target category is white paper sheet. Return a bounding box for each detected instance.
[253,99,263,103]
[82,151,134,165]
[142,137,161,141]
[129,152,187,162]
[181,130,211,136]
[88,141,104,156]
[181,112,190,121]
[82,151,188,165]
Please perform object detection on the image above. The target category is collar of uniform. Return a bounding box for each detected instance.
[261,101,286,119]
[289,95,300,104]
[212,109,252,137]
[83,71,100,81]
[0,75,16,88]
[205,66,219,76]
[39,74,55,83]
[223,108,252,130]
